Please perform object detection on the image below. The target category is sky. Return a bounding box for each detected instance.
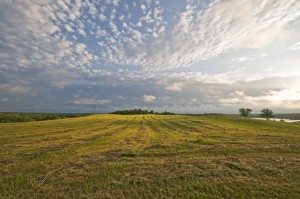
[0,0,300,114]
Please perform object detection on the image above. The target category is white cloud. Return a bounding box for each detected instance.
[165,83,184,92]
[141,4,146,11]
[219,88,300,109]
[65,24,74,32]
[143,95,156,102]
[99,13,107,21]
[164,72,236,84]
[57,1,69,12]
[2,0,300,72]
[109,20,120,36]
[231,56,251,63]
[76,0,299,70]
[112,0,119,7]
[290,41,300,51]
[241,24,294,49]
[0,0,96,74]
[88,5,97,16]
[75,43,87,54]
[244,76,265,82]
[78,28,87,36]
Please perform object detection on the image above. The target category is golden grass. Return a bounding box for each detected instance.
[0,114,300,198]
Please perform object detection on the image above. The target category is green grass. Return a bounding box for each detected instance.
[0,114,300,198]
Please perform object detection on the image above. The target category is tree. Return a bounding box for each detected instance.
[238,108,252,117]
[259,108,274,120]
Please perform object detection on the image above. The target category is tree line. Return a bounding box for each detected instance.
[110,109,175,115]
[238,108,274,120]
[0,113,90,123]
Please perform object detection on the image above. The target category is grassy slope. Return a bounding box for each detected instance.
[0,114,299,198]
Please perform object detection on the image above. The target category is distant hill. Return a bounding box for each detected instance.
[274,113,300,120]
[249,113,300,120]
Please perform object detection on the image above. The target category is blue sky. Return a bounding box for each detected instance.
[1,0,300,113]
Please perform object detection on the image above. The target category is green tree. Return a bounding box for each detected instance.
[259,108,274,120]
[238,108,252,117]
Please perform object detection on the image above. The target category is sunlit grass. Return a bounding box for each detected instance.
[0,114,299,198]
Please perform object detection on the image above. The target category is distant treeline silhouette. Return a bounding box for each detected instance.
[0,113,90,123]
[111,109,175,115]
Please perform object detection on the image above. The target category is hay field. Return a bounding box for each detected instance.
[0,114,299,198]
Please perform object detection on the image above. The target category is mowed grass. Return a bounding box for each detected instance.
[0,114,300,198]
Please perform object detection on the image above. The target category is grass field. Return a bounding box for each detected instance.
[0,114,300,198]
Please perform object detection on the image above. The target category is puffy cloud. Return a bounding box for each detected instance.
[78,29,87,36]
[71,0,300,70]
[99,13,107,21]
[0,0,96,73]
[1,0,300,72]
[141,4,146,11]
[143,95,156,102]
[88,5,98,16]
[65,24,74,32]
